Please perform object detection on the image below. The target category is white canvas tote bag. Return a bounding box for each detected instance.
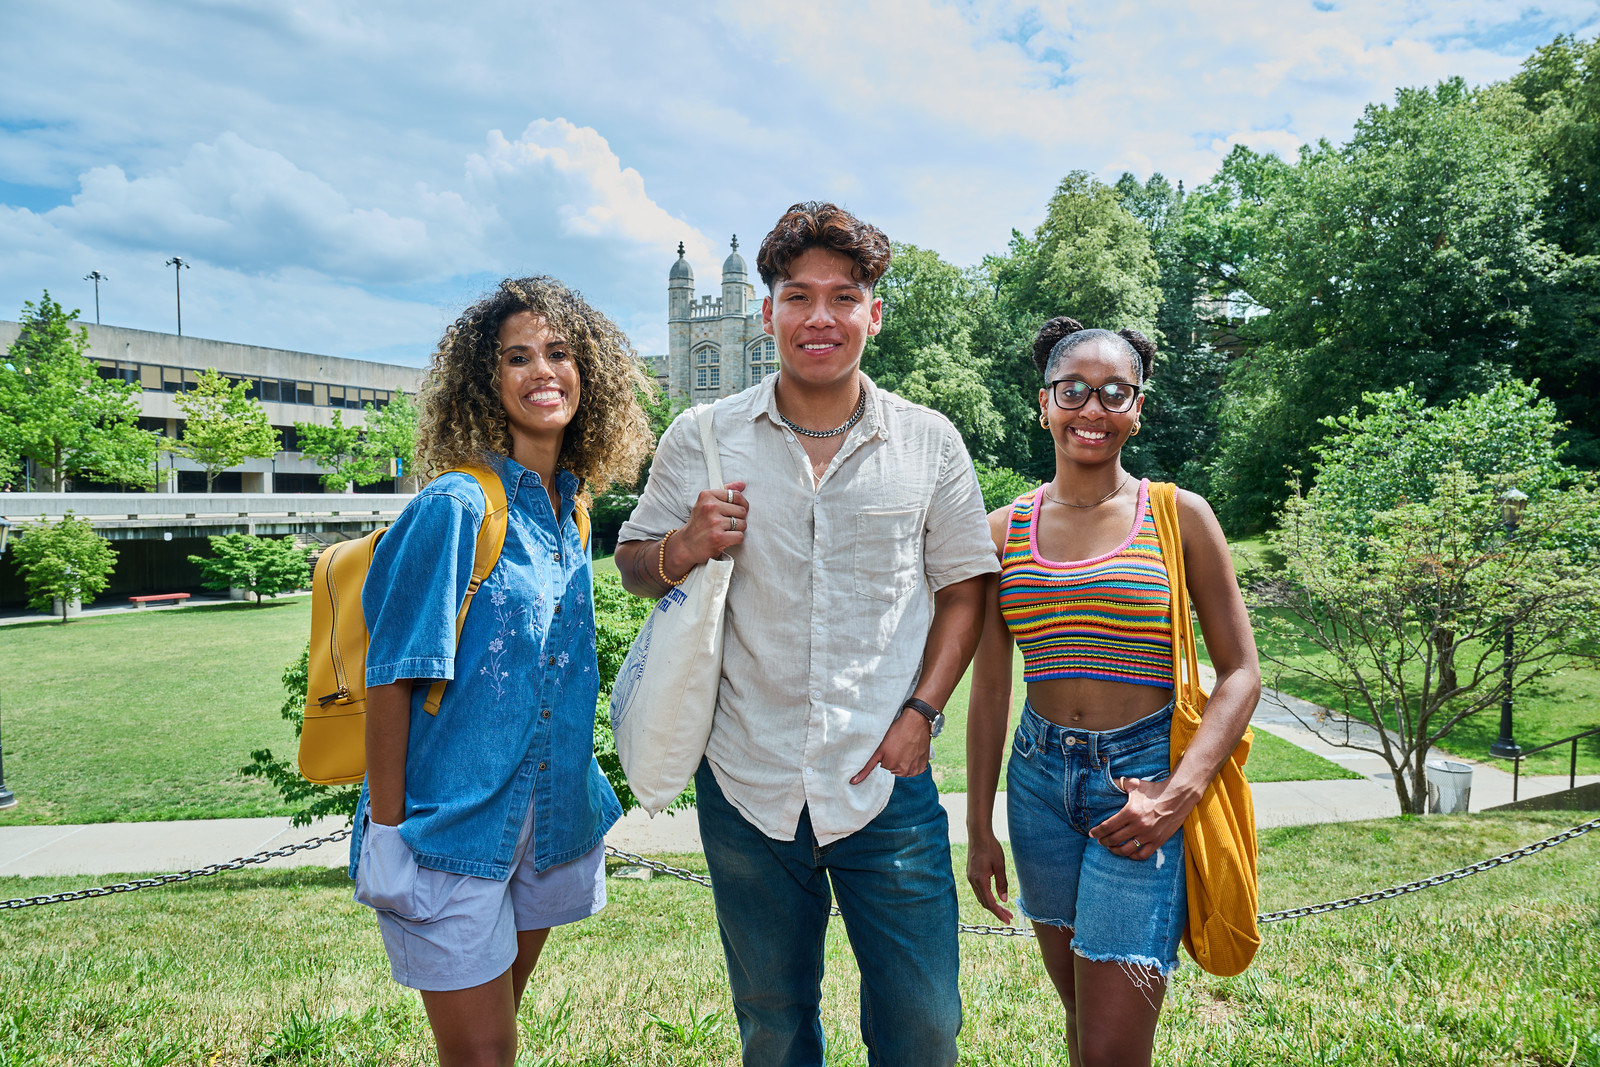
[608,404,734,815]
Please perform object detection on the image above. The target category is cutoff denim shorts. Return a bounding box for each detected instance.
[353,801,606,991]
[1006,698,1187,976]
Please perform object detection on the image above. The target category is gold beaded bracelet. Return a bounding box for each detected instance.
[657,528,689,588]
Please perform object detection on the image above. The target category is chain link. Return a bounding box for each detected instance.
[4,818,1595,934]
[1255,815,1600,925]
[0,829,351,910]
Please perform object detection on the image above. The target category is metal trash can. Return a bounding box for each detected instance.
[1425,759,1473,814]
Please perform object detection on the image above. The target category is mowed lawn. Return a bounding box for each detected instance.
[0,812,1593,1065]
[0,557,1355,826]
[0,600,311,825]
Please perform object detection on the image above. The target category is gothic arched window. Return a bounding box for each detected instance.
[693,344,721,390]
[747,338,778,382]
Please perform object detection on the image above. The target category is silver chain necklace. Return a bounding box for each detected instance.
[778,384,867,439]
[1043,475,1129,509]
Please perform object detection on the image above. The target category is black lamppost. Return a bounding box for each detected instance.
[83,270,108,325]
[1490,488,1529,760]
[0,520,15,810]
[165,256,190,336]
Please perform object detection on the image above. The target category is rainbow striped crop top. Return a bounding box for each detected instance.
[997,480,1174,688]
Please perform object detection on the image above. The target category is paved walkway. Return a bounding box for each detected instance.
[2,678,1591,879]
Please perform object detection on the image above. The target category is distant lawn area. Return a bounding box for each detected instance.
[0,812,1593,1065]
[0,600,311,826]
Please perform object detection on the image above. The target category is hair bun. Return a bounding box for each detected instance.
[1032,316,1085,373]
[1117,329,1157,382]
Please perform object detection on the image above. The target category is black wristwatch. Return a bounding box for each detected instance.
[901,697,945,739]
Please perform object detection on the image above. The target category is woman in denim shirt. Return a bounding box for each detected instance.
[351,277,653,1066]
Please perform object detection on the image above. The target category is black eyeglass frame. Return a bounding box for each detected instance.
[1046,377,1143,414]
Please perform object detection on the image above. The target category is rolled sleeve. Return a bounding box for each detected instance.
[923,431,1001,592]
[617,410,699,544]
[362,486,483,686]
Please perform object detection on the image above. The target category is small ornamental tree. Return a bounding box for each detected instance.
[188,533,311,603]
[165,369,280,491]
[295,411,363,491]
[346,392,419,490]
[0,292,158,490]
[11,513,118,622]
[243,645,361,827]
[1262,384,1600,814]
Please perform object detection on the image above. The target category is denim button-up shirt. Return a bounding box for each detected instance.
[347,455,621,880]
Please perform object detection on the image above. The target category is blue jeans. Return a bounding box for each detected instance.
[695,760,961,1067]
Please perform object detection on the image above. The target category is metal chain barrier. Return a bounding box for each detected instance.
[0,828,351,910]
[3,818,1595,932]
[1255,815,1600,925]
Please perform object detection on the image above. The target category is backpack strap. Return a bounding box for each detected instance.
[574,502,591,552]
[423,464,510,715]
[1146,481,1202,704]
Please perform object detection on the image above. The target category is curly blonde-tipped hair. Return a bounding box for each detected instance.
[415,276,654,494]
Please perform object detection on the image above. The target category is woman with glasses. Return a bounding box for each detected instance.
[964,316,1259,1066]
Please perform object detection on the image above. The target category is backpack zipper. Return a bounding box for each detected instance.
[318,542,353,707]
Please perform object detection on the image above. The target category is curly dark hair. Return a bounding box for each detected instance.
[1031,316,1157,384]
[415,276,653,494]
[755,201,892,291]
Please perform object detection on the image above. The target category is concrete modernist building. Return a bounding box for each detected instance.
[0,320,423,494]
[664,237,778,400]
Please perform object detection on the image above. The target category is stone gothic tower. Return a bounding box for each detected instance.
[664,236,764,400]
[667,241,693,400]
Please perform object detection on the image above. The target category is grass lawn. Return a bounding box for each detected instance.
[0,600,311,826]
[0,811,1593,1065]
[1247,728,1364,782]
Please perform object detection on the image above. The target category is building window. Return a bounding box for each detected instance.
[693,344,720,390]
[709,367,720,389]
[748,338,778,381]
[697,367,708,388]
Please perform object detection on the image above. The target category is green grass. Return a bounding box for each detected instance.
[0,600,311,825]
[0,812,1593,1064]
[1247,728,1365,782]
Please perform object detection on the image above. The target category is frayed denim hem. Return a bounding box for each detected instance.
[1069,944,1180,982]
[1016,898,1073,930]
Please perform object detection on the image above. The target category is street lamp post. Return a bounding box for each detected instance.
[1490,488,1529,760]
[83,271,108,325]
[165,256,191,336]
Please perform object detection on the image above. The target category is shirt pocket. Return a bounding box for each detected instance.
[852,508,925,603]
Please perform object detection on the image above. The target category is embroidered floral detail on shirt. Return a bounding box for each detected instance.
[557,651,570,669]
[479,588,524,699]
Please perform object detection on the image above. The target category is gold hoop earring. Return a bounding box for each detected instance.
[1039,412,1050,429]
[1130,422,1142,436]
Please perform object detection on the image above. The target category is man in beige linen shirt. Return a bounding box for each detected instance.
[617,202,997,1067]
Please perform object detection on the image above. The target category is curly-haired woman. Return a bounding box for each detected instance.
[350,277,652,1066]
[965,317,1260,1066]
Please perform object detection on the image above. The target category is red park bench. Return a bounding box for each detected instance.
[129,593,191,609]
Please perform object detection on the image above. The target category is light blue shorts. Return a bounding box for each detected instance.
[353,804,606,991]
[1006,699,1187,977]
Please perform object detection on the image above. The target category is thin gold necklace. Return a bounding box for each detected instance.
[1043,475,1129,509]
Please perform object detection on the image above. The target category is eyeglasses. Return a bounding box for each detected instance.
[1048,378,1142,413]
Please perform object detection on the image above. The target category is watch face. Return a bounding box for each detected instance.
[931,712,945,738]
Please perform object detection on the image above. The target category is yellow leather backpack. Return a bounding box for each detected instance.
[298,465,588,785]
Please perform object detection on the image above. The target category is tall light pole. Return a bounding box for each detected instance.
[165,256,190,336]
[84,271,108,325]
[1490,488,1529,760]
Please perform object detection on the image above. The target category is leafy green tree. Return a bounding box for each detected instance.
[243,645,361,827]
[188,533,312,603]
[1266,462,1600,815]
[1114,172,1227,487]
[1493,34,1600,466]
[295,411,363,491]
[347,392,419,489]
[0,292,159,491]
[866,243,1004,461]
[165,368,280,491]
[10,512,117,622]
[1182,80,1555,530]
[974,464,1034,513]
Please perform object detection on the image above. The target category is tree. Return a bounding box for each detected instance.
[1114,172,1227,488]
[974,464,1034,512]
[165,368,280,492]
[295,411,363,491]
[1262,387,1600,814]
[1181,80,1556,530]
[188,533,312,603]
[347,392,419,489]
[10,512,118,622]
[0,292,159,491]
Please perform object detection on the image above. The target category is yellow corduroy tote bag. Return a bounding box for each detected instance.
[1148,482,1262,977]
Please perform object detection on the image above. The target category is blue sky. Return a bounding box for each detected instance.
[1,1,1594,365]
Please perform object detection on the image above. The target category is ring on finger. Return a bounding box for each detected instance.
[1131,838,1142,850]
[727,488,735,504]
[730,516,739,532]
